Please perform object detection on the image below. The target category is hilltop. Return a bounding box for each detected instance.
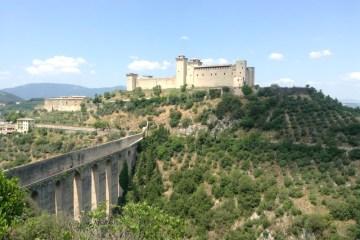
[0,91,22,104]
[1,83,125,99]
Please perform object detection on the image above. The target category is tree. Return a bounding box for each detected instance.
[180,84,187,92]
[152,85,162,97]
[80,103,87,113]
[4,111,25,123]
[93,94,102,104]
[169,109,182,128]
[119,202,185,240]
[0,171,26,238]
[133,87,145,98]
[103,92,111,100]
[215,94,243,120]
[209,89,222,99]
[242,85,253,96]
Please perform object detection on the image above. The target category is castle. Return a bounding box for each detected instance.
[127,55,255,91]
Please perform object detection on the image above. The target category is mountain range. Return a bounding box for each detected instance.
[1,83,125,100]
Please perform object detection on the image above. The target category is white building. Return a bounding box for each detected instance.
[16,118,35,134]
[127,55,255,91]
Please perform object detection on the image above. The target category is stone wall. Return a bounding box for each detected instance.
[44,98,84,112]
[135,77,176,90]
[191,65,235,88]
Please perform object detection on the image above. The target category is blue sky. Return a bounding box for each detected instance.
[0,0,359,100]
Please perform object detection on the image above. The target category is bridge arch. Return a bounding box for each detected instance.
[55,180,62,215]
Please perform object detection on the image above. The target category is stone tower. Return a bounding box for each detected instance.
[176,55,188,88]
[126,73,138,91]
[246,67,255,86]
[233,60,247,88]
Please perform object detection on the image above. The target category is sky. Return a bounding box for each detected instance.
[0,0,360,101]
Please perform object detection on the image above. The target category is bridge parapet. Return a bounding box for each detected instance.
[5,131,145,219]
[6,132,143,187]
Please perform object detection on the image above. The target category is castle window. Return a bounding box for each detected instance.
[211,73,212,76]
[224,73,226,75]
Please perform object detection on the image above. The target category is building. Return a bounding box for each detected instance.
[127,55,255,91]
[43,96,86,112]
[16,118,35,134]
[0,122,16,135]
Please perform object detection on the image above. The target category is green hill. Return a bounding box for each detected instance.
[0,91,22,104]
[115,86,360,239]
[2,86,360,239]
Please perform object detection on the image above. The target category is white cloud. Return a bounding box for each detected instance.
[309,49,332,59]
[274,78,295,87]
[202,58,229,65]
[268,52,284,61]
[348,72,360,80]
[128,59,171,71]
[180,35,190,40]
[26,56,87,75]
[90,70,96,75]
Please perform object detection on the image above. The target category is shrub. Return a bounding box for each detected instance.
[152,85,162,97]
[181,118,192,128]
[0,171,25,238]
[215,94,242,120]
[209,89,222,99]
[242,85,253,96]
[349,148,360,160]
[169,109,182,128]
[120,202,185,240]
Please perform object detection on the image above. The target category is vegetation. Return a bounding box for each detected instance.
[6,201,184,240]
[0,128,105,169]
[1,86,360,239]
[0,171,25,238]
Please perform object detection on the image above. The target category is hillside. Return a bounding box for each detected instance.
[0,91,22,104]
[2,86,360,239]
[99,86,360,239]
[1,83,125,99]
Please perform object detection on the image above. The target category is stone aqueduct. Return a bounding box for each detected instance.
[6,132,144,220]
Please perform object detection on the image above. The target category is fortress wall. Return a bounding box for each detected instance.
[44,99,84,112]
[136,77,176,90]
[192,66,235,88]
[6,133,143,187]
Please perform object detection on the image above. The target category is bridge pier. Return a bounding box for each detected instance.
[73,171,82,221]
[91,164,99,210]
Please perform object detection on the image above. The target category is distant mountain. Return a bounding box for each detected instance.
[342,99,360,108]
[2,83,125,100]
[0,91,22,103]
[344,102,360,108]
